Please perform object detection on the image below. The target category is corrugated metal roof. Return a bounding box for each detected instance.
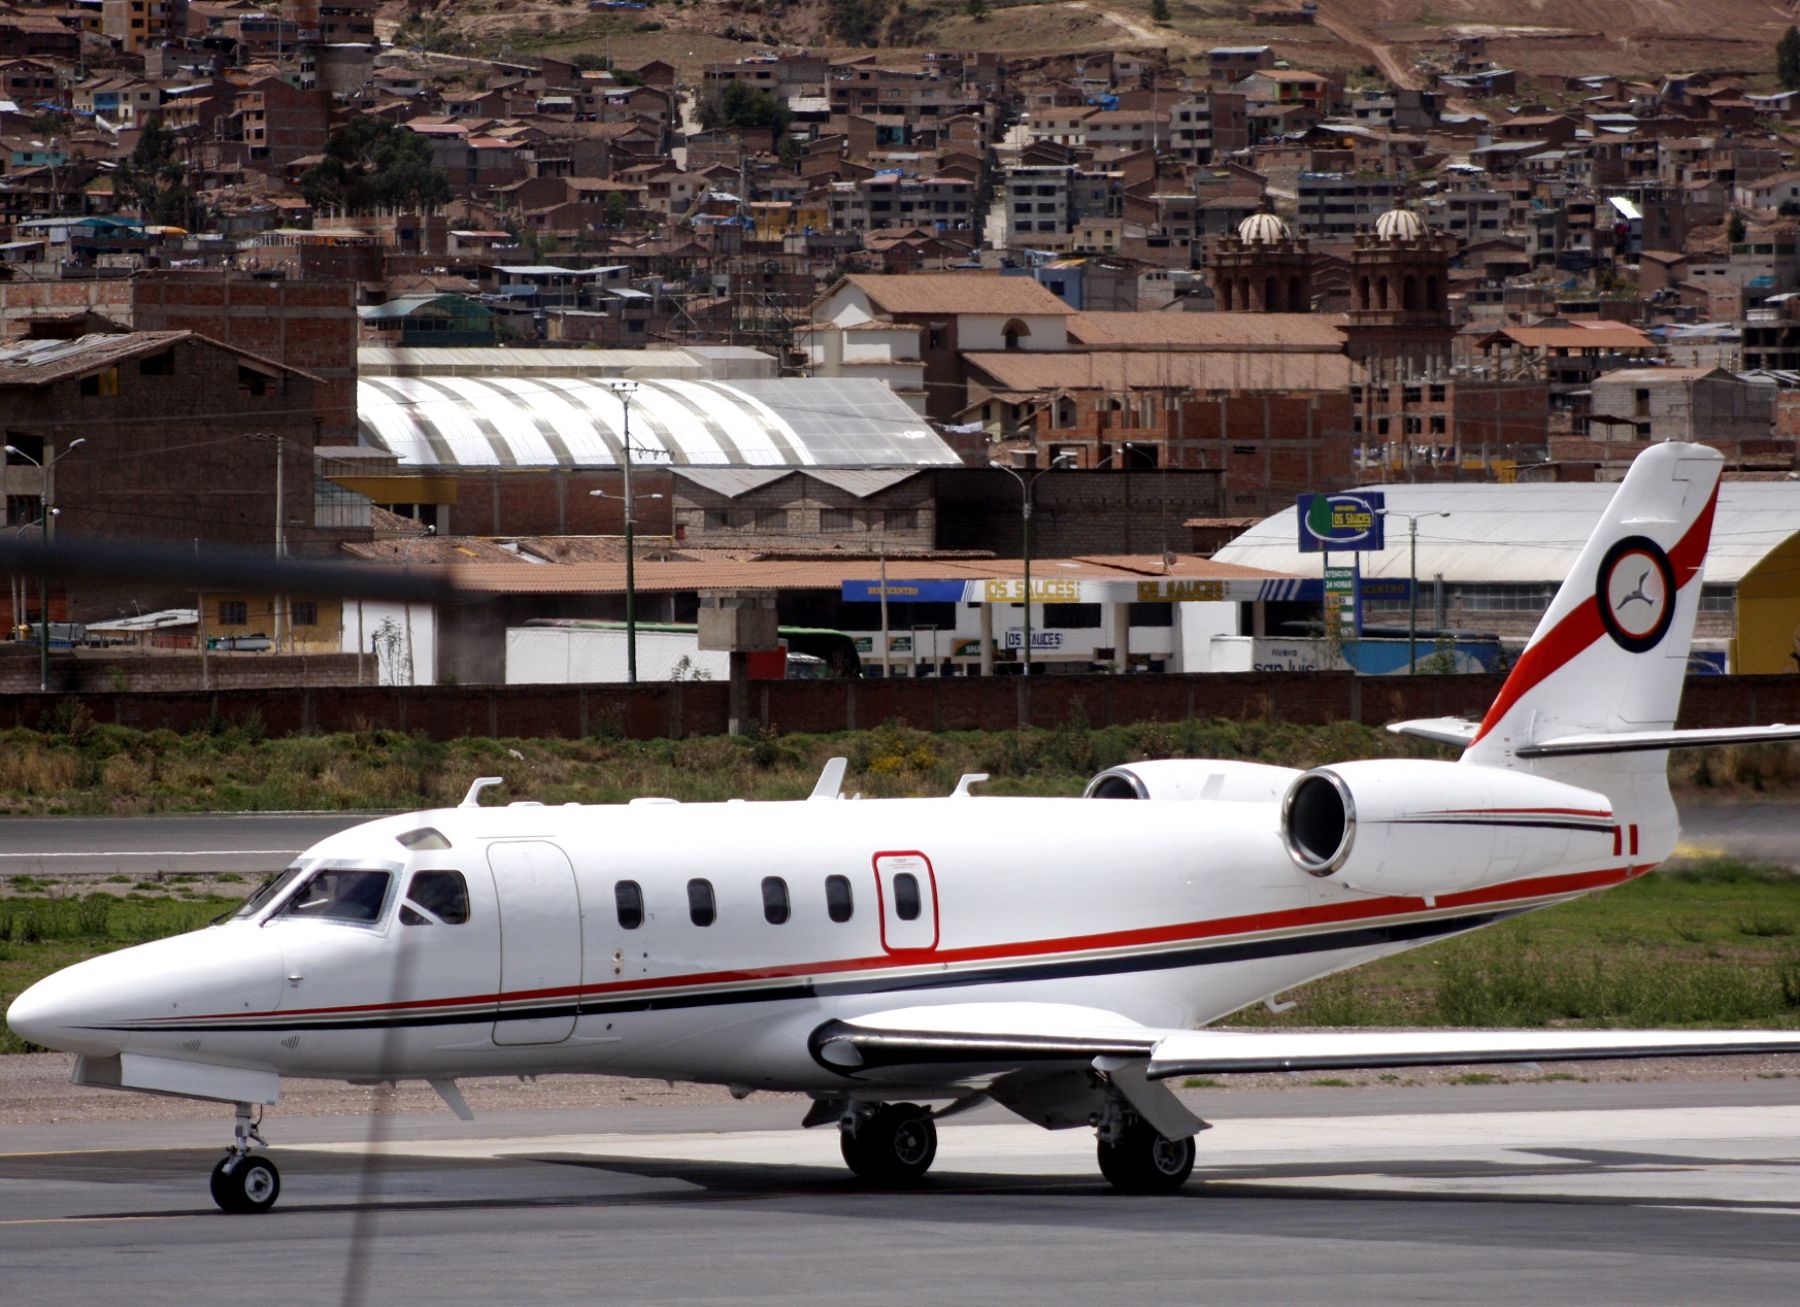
[1213,480,1800,586]
[355,375,959,469]
[672,468,791,497]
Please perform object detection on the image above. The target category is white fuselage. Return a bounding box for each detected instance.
[16,790,1643,1096]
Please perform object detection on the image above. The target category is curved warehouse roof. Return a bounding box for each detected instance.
[355,376,959,469]
[1213,480,1800,587]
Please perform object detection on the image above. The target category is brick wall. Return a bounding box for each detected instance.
[3,672,1794,742]
[0,649,367,694]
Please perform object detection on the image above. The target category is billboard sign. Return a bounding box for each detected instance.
[1297,492,1385,553]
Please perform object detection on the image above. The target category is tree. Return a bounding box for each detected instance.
[115,116,195,227]
[1729,210,1747,243]
[603,190,631,229]
[696,82,791,134]
[1150,0,1170,22]
[1780,26,1800,90]
[966,0,988,19]
[300,118,451,216]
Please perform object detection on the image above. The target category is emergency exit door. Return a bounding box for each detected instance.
[873,851,940,954]
[489,841,582,1045]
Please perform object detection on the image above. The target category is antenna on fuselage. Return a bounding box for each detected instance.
[460,777,505,808]
[809,757,848,801]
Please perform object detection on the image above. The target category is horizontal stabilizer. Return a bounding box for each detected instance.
[1513,724,1800,758]
[1386,718,1479,748]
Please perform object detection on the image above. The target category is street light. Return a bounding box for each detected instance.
[5,439,84,692]
[589,485,664,684]
[1377,507,1451,674]
[989,452,1074,673]
[601,380,649,682]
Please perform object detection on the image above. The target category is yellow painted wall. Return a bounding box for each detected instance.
[1733,531,1800,674]
[208,593,345,654]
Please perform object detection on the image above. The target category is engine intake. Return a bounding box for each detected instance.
[1084,759,1299,803]
[1279,759,1617,898]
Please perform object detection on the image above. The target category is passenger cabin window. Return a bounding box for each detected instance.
[276,869,392,924]
[688,878,716,927]
[615,880,644,930]
[892,872,922,921]
[399,870,469,926]
[825,874,854,923]
[762,876,790,925]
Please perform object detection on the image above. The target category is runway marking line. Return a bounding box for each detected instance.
[0,849,300,859]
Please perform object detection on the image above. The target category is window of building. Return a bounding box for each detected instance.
[762,876,790,925]
[78,366,119,397]
[820,507,855,533]
[399,870,469,926]
[687,878,715,927]
[1127,602,1174,628]
[290,601,318,627]
[1043,603,1102,629]
[884,508,918,532]
[615,880,644,929]
[139,351,174,377]
[219,600,248,626]
[753,508,790,532]
[825,874,854,923]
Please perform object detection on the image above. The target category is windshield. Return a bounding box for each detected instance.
[231,865,309,921]
[274,867,396,926]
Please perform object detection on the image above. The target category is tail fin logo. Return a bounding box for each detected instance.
[1598,536,1676,653]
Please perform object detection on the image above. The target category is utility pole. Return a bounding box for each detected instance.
[989,452,1073,673]
[6,438,84,693]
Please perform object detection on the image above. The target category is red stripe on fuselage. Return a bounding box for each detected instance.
[152,863,1650,1025]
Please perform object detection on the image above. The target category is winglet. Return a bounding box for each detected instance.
[809,757,848,801]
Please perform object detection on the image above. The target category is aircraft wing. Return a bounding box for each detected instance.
[812,1003,1800,1080]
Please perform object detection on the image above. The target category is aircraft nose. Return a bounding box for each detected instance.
[5,972,85,1053]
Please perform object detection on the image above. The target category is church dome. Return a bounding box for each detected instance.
[1373,207,1429,241]
[1236,212,1293,244]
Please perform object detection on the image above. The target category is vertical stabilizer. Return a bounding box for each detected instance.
[1464,443,1722,767]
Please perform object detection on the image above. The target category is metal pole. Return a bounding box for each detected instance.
[1408,516,1418,674]
[273,435,286,654]
[1021,492,1033,673]
[620,391,637,684]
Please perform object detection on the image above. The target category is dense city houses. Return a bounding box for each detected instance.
[2,1,1800,684]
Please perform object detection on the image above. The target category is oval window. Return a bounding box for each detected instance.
[615,880,644,930]
[825,874,853,923]
[688,878,716,928]
[892,871,921,922]
[762,876,790,925]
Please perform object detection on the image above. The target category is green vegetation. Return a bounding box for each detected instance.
[115,117,199,229]
[300,118,452,216]
[1780,26,1800,91]
[1240,860,1800,1031]
[1149,0,1170,23]
[0,715,1792,817]
[697,82,792,134]
[829,0,888,46]
[0,717,1465,816]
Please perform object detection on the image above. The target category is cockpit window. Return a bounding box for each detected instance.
[233,865,307,920]
[275,869,394,925]
[400,870,469,926]
[398,827,452,851]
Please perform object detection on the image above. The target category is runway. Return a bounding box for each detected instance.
[3,1083,1798,1305]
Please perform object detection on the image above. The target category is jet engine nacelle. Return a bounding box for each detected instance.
[1085,758,1301,803]
[1280,759,1617,898]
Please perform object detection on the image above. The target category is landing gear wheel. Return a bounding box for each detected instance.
[1097,1121,1194,1193]
[211,1153,281,1214]
[840,1103,938,1184]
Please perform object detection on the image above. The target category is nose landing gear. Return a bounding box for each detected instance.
[211,1102,281,1214]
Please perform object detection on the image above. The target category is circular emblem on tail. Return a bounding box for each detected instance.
[1597,535,1676,653]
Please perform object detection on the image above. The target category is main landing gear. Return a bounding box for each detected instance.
[1093,1100,1195,1193]
[211,1102,281,1214]
[839,1102,939,1184]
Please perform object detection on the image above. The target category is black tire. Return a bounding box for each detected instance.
[1097,1122,1195,1193]
[840,1104,938,1184]
[211,1154,281,1214]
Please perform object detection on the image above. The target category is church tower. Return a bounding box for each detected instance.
[1208,213,1313,312]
